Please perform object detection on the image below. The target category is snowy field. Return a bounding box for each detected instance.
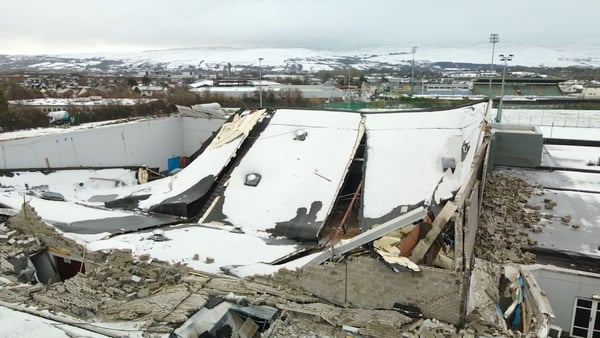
[494,109,600,140]
[4,42,600,72]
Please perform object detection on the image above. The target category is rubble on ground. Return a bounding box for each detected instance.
[477,174,540,264]
[0,185,543,338]
[0,204,475,337]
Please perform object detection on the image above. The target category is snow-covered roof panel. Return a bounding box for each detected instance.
[365,104,486,130]
[201,109,363,241]
[362,102,487,227]
[269,108,360,129]
[100,110,264,216]
[88,225,304,275]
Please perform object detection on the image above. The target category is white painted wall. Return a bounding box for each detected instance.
[531,267,600,333]
[181,116,225,155]
[0,116,224,171]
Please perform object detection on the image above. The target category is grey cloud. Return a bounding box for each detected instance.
[0,0,598,54]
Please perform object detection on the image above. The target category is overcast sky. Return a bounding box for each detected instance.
[1,0,598,55]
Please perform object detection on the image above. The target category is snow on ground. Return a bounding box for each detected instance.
[227,251,322,278]
[493,109,600,141]
[543,145,600,170]
[0,306,109,338]
[0,169,137,204]
[33,42,600,70]
[0,169,139,226]
[499,109,600,129]
[537,126,600,141]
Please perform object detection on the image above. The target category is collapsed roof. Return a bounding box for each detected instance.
[0,102,489,274]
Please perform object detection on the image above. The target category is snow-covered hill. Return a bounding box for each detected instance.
[1,43,599,73]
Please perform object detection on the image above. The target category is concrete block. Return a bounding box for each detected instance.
[137,289,150,298]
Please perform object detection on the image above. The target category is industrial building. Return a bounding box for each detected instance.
[0,103,598,336]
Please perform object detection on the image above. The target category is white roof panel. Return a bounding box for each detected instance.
[362,103,487,226]
[201,109,363,240]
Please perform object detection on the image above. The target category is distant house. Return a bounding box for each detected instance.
[582,84,600,99]
[132,85,168,97]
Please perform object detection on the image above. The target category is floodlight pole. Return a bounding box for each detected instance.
[496,53,513,123]
[410,46,417,95]
[347,67,351,109]
[258,57,264,107]
[488,33,499,96]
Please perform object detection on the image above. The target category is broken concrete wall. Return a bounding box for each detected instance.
[7,203,87,261]
[465,259,504,334]
[273,255,467,325]
[521,267,554,337]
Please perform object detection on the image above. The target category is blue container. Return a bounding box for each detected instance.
[167,156,180,172]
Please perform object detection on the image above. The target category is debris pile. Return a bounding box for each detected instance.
[477,174,539,264]
[0,204,472,336]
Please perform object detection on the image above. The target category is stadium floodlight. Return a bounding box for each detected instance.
[258,57,264,107]
[496,53,514,123]
[410,46,418,95]
[488,34,499,96]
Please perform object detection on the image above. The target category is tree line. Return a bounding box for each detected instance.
[0,79,316,132]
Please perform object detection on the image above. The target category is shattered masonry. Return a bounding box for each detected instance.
[0,205,466,337]
[477,173,540,264]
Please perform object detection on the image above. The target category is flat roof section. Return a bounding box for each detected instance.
[493,166,600,258]
[541,144,600,171]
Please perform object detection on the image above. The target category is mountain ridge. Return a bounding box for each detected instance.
[1,43,599,73]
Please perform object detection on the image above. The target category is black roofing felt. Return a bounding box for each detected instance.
[52,213,180,235]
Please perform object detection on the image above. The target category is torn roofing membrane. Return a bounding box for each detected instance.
[94,110,263,215]
[200,109,363,241]
[362,103,486,227]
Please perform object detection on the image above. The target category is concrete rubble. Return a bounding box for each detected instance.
[477,173,539,264]
[0,203,472,337]
[0,169,554,337]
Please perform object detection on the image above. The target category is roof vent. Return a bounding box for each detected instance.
[244,173,262,187]
[293,129,308,141]
[442,157,456,173]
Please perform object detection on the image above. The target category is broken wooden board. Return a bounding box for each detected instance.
[410,201,457,264]
[307,207,425,265]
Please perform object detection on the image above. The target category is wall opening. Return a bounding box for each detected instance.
[29,249,85,284]
[319,133,366,245]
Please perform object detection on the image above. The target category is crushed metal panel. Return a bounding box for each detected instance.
[172,301,234,337]
[57,213,180,235]
[173,298,278,337]
[200,109,363,241]
[362,102,487,230]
